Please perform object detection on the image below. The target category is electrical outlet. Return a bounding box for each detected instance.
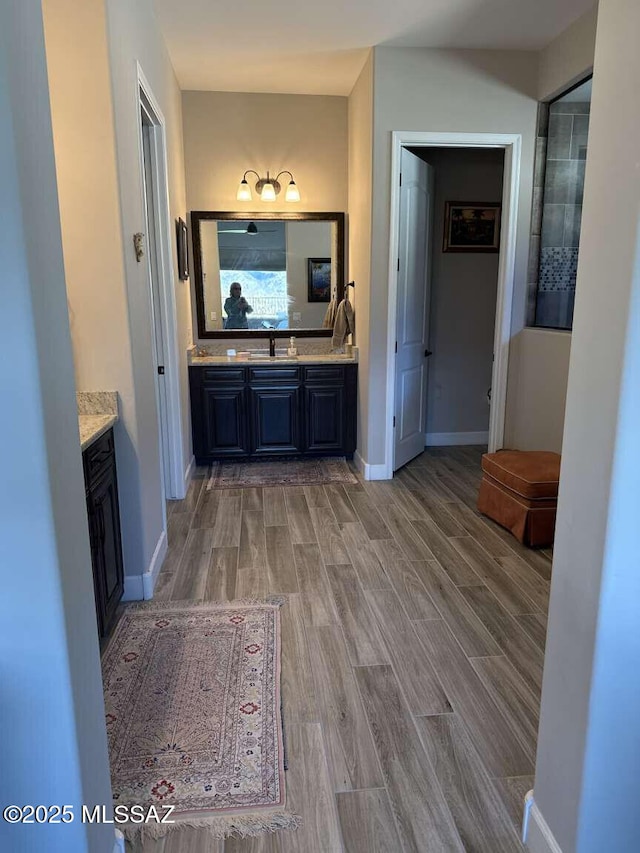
[293,312,302,321]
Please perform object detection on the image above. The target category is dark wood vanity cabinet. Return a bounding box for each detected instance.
[83,429,124,639]
[189,363,357,462]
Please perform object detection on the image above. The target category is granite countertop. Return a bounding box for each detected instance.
[189,352,357,366]
[79,414,119,451]
[77,391,119,451]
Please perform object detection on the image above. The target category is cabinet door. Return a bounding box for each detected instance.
[202,386,249,456]
[90,463,124,637]
[305,385,345,452]
[250,386,301,454]
[87,498,106,638]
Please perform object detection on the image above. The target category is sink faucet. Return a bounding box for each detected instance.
[269,332,276,357]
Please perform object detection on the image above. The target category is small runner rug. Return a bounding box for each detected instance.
[101,598,299,843]
[207,456,358,489]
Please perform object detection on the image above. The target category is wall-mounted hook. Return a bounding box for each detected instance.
[133,232,145,263]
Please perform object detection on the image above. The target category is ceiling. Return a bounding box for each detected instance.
[153,0,594,96]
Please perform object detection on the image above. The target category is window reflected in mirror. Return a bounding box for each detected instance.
[198,218,339,333]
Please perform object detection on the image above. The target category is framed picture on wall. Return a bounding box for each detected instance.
[176,217,189,280]
[443,201,501,253]
[307,257,331,302]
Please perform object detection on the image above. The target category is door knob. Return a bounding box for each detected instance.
[425,349,433,357]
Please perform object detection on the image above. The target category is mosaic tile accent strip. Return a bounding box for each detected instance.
[539,247,579,292]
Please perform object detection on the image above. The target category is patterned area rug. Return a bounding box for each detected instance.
[207,457,358,489]
[101,598,299,842]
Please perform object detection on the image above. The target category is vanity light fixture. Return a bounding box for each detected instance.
[236,170,301,203]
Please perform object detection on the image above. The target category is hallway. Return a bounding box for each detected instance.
[130,447,550,852]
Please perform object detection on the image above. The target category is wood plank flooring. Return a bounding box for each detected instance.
[126,446,550,852]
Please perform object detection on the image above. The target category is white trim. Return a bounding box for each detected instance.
[144,528,167,598]
[136,63,186,501]
[113,829,125,853]
[122,574,144,602]
[184,454,195,492]
[425,430,489,446]
[524,797,564,853]
[122,529,168,601]
[385,131,522,479]
[354,450,389,481]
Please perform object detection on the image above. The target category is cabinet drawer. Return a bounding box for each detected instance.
[202,367,246,384]
[304,365,344,384]
[249,366,300,384]
[84,429,114,486]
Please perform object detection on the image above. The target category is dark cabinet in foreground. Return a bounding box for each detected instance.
[83,429,124,639]
[189,363,357,462]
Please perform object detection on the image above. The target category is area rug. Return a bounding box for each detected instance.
[207,456,358,489]
[101,598,299,842]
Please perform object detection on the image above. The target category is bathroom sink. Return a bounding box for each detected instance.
[247,352,297,361]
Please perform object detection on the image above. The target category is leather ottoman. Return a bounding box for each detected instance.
[477,450,561,547]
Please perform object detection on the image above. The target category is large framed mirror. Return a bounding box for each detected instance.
[191,211,345,338]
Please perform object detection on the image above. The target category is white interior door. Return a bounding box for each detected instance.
[140,107,171,500]
[394,148,434,471]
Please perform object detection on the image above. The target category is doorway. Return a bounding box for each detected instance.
[386,132,522,477]
[137,67,186,501]
[419,147,503,460]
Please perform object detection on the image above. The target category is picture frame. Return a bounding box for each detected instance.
[176,217,189,280]
[443,201,501,253]
[307,257,331,302]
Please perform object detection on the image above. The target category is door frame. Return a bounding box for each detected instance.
[385,131,522,478]
[136,63,186,500]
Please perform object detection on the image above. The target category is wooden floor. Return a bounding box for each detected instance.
[129,447,550,853]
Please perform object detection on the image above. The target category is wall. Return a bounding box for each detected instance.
[43,0,191,588]
[413,147,503,441]
[0,2,113,849]
[538,4,598,101]
[530,0,640,850]
[347,52,374,464]
[361,46,538,467]
[504,327,571,452]
[182,90,348,345]
[504,5,598,453]
[104,0,192,576]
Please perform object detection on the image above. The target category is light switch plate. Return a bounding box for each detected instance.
[293,312,302,321]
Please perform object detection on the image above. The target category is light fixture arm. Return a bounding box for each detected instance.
[242,169,261,183]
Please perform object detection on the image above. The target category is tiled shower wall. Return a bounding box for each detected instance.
[525,103,549,325]
[530,100,590,329]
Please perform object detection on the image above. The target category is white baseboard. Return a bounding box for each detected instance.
[524,797,564,853]
[354,450,391,481]
[113,829,125,853]
[183,454,195,493]
[122,528,168,602]
[122,574,144,602]
[144,528,167,598]
[425,430,489,447]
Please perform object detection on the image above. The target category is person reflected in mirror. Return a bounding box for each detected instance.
[224,282,253,329]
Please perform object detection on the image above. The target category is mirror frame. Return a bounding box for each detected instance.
[190,210,346,338]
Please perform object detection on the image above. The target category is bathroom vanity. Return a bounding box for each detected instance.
[189,357,357,463]
[78,393,123,640]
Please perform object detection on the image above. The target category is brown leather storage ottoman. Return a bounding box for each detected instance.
[477,450,561,547]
